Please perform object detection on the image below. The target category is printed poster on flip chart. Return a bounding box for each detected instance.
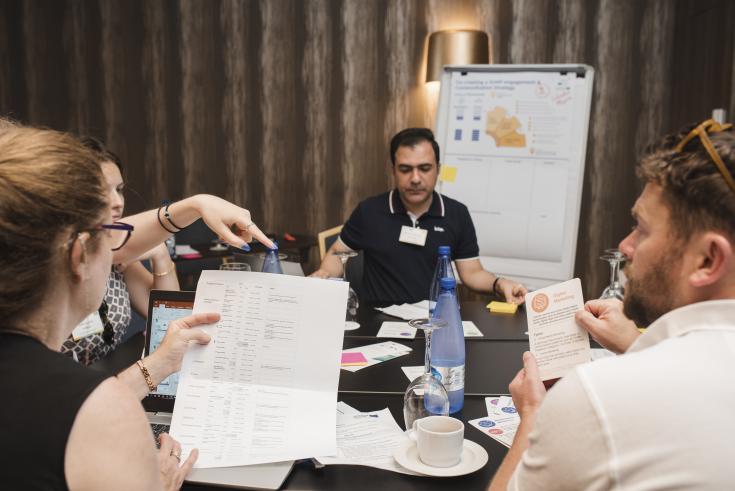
[525,278,590,381]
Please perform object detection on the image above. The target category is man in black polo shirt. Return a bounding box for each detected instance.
[312,128,527,304]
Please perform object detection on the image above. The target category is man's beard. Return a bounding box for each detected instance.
[622,247,680,328]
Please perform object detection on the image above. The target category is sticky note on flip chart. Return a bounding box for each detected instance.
[341,352,368,366]
[439,165,458,183]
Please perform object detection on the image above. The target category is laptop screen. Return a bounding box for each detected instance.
[143,290,195,412]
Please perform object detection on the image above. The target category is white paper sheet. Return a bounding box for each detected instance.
[340,341,412,372]
[469,413,519,448]
[377,322,418,339]
[375,301,430,320]
[377,321,482,339]
[485,396,517,417]
[316,403,420,475]
[525,278,590,380]
[170,271,348,468]
[462,321,483,337]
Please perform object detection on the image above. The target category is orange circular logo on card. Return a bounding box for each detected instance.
[531,293,549,313]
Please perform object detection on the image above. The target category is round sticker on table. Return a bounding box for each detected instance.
[501,407,517,414]
[488,428,504,435]
[478,420,495,428]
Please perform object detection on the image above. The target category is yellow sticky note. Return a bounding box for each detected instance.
[486,301,518,314]
[439,165,458,183]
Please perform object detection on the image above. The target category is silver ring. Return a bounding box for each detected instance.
[244,222,256,230]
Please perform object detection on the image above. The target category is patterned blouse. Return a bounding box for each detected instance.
[61,267,132,366]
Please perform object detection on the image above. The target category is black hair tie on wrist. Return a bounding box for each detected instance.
[163,200,184,231]
[492,277,502,297]
[157,204,178,234]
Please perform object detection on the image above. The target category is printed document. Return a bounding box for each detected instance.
[316,402,420,475]
[170,271,348,468]
[341,341,412,372]
[376,302,429,320]
[468,396,520,448]
[525,278,590,380]
[378,321,482,339]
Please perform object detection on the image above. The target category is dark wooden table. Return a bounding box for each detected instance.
[349,300,528,341]
[95,298,525,490]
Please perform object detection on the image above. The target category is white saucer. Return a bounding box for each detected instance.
[344,321,360,331]
[393,439,488,477]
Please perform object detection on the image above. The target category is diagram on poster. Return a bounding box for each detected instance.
[436,66,593,287]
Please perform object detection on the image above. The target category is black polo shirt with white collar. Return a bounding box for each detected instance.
[340,190,479,304]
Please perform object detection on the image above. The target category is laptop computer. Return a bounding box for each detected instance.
[143,289,295,490]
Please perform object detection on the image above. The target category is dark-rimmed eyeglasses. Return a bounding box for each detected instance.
[67,222,134,251]
[674,118,735,194]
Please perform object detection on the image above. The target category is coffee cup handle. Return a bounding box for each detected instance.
[407,419,420,442]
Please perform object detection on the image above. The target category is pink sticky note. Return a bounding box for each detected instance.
[341,352,368,366]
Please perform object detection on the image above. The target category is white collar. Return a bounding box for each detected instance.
[628,299,735,353]
[388,189,445,217]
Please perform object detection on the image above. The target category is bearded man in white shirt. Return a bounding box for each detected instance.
[489,119,735,491]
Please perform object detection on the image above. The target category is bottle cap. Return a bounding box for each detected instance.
[439,277,456,290]
[438,245,451,256]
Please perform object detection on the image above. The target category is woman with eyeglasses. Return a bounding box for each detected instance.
[0,126,269,489]
[49,131,273,365]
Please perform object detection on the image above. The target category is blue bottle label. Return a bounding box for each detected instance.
[431,365,465,391]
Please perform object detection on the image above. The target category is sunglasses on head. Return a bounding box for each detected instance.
[674,118,735,193]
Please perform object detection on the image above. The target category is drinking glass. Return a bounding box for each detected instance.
[335,251,359,321]
[599,248,626,300]
[403,318,450,429]
[219,262,251,271]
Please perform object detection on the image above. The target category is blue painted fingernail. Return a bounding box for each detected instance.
[241,244,251,252]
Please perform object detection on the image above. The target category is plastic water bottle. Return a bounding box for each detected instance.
[430,277,465,413]
[261,245,284,274]
[429,246,455,315]
[165,235,176,259]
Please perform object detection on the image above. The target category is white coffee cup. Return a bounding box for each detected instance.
[408,415,464,467]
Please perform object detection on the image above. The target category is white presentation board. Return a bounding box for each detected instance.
[435,64,594,290]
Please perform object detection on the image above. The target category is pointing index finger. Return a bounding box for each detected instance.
[246,223,274,250]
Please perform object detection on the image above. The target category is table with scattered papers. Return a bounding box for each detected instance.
[94,296,533,490]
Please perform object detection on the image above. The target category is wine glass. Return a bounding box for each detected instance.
[335,251,360,324]
[403,318,450,429]
[599,248,626,300]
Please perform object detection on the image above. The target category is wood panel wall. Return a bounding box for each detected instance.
[1,0,733,296]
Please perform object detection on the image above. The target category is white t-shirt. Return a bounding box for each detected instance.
[509,300,735,490]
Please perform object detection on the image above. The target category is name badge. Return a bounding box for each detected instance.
[71,311,105,341]
[399,225,427,246]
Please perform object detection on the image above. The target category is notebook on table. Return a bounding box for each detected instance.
[143,289,294,490]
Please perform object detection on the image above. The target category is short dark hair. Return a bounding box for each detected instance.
[79,136,123,171]
[390,128,440,166]
[638,122,735,241]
